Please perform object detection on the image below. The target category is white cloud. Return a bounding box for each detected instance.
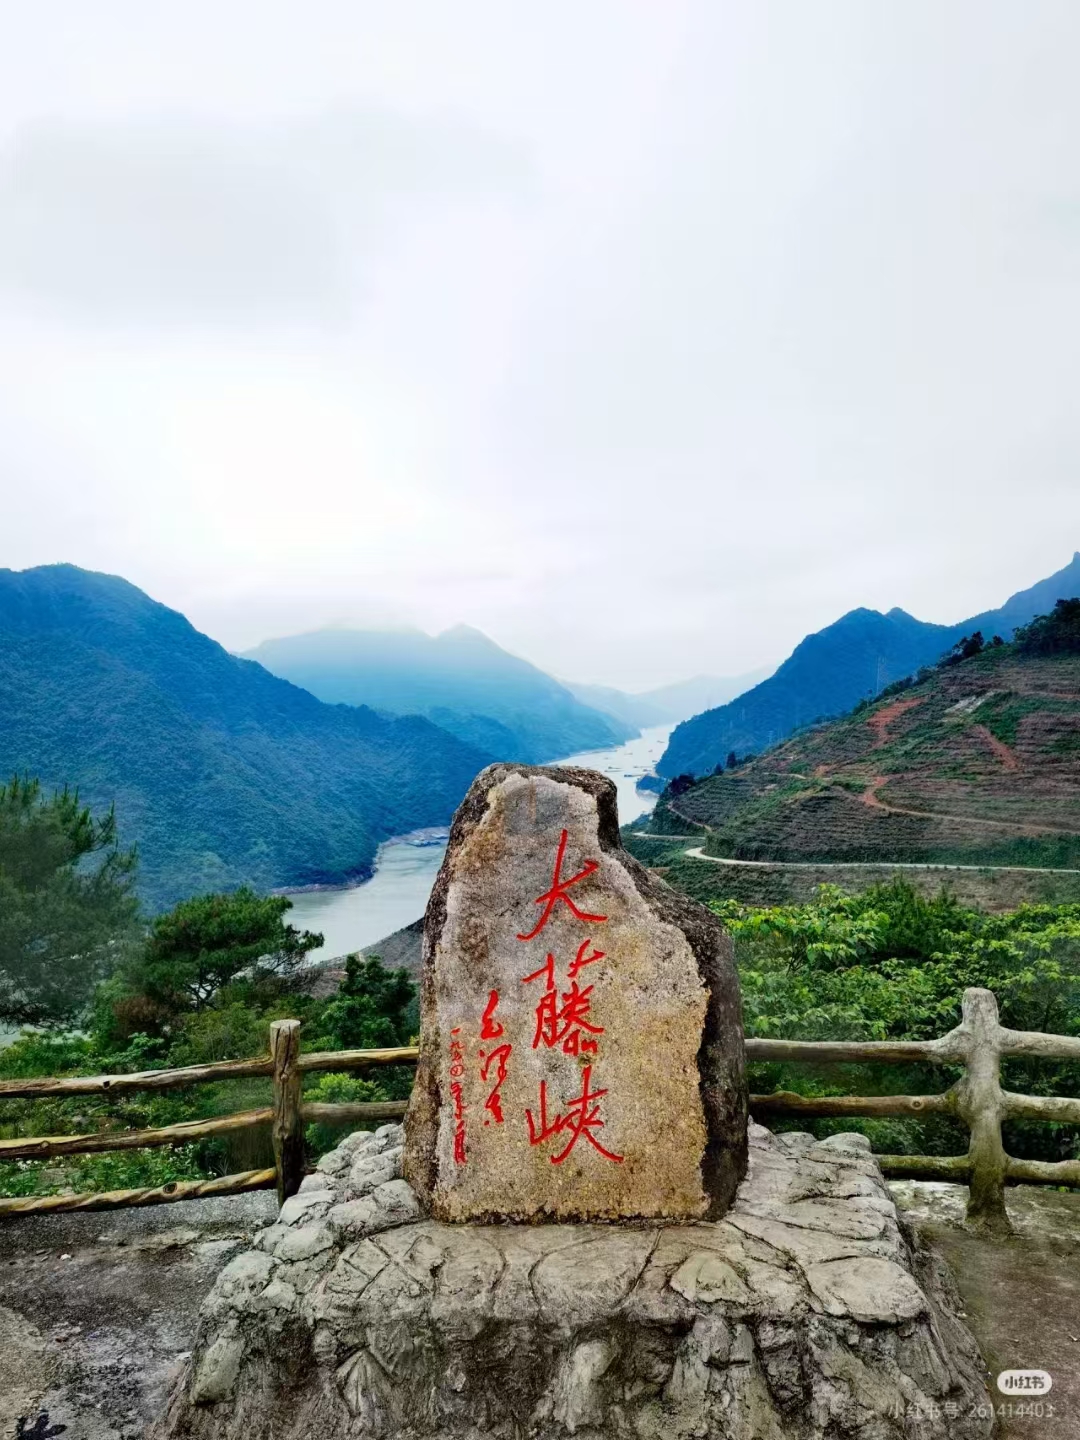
[1,1,1079,688]
[0,109,528,328]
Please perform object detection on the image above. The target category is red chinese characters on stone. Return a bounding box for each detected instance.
[480,1043,512,1124]
[480,989,504,1040]
[525,1065,624,1165]
[478,989,512,1126]
[448,1028,467,1164]
[514,829,621,1166]
[567,938,606,981]
[516,829,608,941]
[522,942,606,1056]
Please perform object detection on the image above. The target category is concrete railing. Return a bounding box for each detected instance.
[747,987,1080,1234]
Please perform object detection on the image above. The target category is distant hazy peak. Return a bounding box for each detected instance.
[243,619,633,762]
[825,605,934,628]
[436,623,494,645]
[634,672,716,694]
[247,621,512,657]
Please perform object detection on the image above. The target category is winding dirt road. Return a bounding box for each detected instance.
[681,845,1080,876]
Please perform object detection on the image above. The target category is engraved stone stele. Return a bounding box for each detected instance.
[403,763,750,1222]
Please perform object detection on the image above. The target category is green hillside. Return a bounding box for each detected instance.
[0,566,491,908]
[649,620,1080,873]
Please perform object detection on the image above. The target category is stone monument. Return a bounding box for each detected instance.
[155,766,995,1440]
[404,763,749,1222]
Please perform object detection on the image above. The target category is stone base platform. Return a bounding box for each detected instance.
[155,1124,993,1439]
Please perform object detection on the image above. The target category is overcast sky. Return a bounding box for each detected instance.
[3,3,1079,690]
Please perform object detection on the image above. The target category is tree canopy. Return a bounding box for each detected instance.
[105,887,323,1038]
[942,631,985,666]
[712,880,1080,1044]
[0,776,140,1025]
[315,953,416,1051]
[1016,597,1080,656]
[668,773,698,798]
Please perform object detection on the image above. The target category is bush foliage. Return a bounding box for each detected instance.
[0,854,416,1198]
[713,881,1080,1161]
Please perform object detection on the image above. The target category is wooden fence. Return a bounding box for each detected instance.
[0,1021,412,1217]
[2,989,1079,1231]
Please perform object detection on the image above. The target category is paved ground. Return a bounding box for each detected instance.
[1,1181,1079,1438]
[0,1193,276,1440]
[893,1182,1080,1439]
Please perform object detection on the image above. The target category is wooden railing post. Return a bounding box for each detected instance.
[270,1020,303,1205]
[953,988,1011,1235]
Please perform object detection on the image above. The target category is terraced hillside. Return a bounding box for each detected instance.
[653,645,1080,870]
[659,550,1080,777]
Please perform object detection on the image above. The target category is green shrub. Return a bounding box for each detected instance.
[0,1143,207,1199]
[712,882,1080,1159]
[302,1071,395,1157]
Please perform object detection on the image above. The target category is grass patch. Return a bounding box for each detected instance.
[832,778,869,795]
[978,693,1075,747]
[921,835,1080,870]
[622,833,693,868]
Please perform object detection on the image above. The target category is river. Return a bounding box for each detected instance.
[283,723,673,963]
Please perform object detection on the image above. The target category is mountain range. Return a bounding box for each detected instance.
[653,631,1080,873]
[6,553,1079,910]
[563,668,774,730]
[658,552,1080,777]
[244,626,633,763]
[0,566,493,908]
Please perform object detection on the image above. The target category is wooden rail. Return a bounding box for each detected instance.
[0,1028,416,1217]
[2,986,1079,1230]
[0,1107,275,1161]
[0,1169,279,1216]
[0,1043,417,1101]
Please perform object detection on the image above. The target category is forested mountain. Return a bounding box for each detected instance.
[245,624,633,762]
[652,618,1080,870]
[659,552,1080,777]
[0,566,491,908]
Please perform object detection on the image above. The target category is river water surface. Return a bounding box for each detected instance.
[284,723,673,963]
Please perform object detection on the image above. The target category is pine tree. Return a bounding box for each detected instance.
[0,777,140,1024]
[319,954,416,1050]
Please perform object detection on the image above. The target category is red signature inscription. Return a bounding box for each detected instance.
[477,990,512,1126]
[448,1028,467,1164]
